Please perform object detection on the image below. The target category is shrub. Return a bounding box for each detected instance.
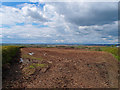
[94,47,102,51]
[2,46,20,65]
[100,47,120,61]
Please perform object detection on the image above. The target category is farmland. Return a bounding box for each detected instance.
[2,45,119,88]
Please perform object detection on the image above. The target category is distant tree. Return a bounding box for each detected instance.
[111,45,114,47]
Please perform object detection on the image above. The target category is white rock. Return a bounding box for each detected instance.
[28,52,34,55]
[20,58,23,63]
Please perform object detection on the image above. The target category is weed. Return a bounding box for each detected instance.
[29,65,35,69]
[22,54,43,60]
[35,63,47,68]
[29,63,47,69]
[100,47,120,61]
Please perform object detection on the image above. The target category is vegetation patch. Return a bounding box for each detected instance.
[22,66,36,76]
[79,46,120,61]
[2,46,20,65]
[22,54,43,61]
[29,65,35,69]
[76,45,120,61]
[22,63,48,75]
[29,63,47,69]
[100,47,120,61]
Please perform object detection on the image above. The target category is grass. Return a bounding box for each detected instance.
[23,66,36,75]
[29,65,35,69]
[55,45,120,61]
[2,46,20,65]
[78,46,119,61]
[29,64,47,69]
[100,46,120,61]
[23,63,47,76]
[76,45,120,61]
[22,54,43,60]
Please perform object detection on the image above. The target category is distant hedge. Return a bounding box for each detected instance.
[2,46,20,65]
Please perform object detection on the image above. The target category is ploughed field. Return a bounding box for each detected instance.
[3,48,118,88]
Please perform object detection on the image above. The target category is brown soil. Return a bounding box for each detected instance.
[2,48,118,88]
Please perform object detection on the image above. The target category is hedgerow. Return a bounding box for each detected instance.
[2,46,20,65]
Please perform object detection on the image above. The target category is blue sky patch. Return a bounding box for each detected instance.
[2,2,43,9]
[1,24,11,28]
[32,23,48,28]
[39,25,48,28]
[16,23,25,26]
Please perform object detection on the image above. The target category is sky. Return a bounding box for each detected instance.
[0,1,118,44]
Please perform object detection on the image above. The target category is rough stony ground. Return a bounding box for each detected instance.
[2,48,118,88]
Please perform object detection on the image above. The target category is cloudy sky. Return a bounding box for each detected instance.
[0,1,118,44]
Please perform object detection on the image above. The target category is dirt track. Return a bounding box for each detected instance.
[2,48,118,88]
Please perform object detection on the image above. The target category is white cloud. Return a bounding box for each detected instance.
[1,2,118,44]
[0,6,23,25]
[0,3,49,25]
[52,2,118,26]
